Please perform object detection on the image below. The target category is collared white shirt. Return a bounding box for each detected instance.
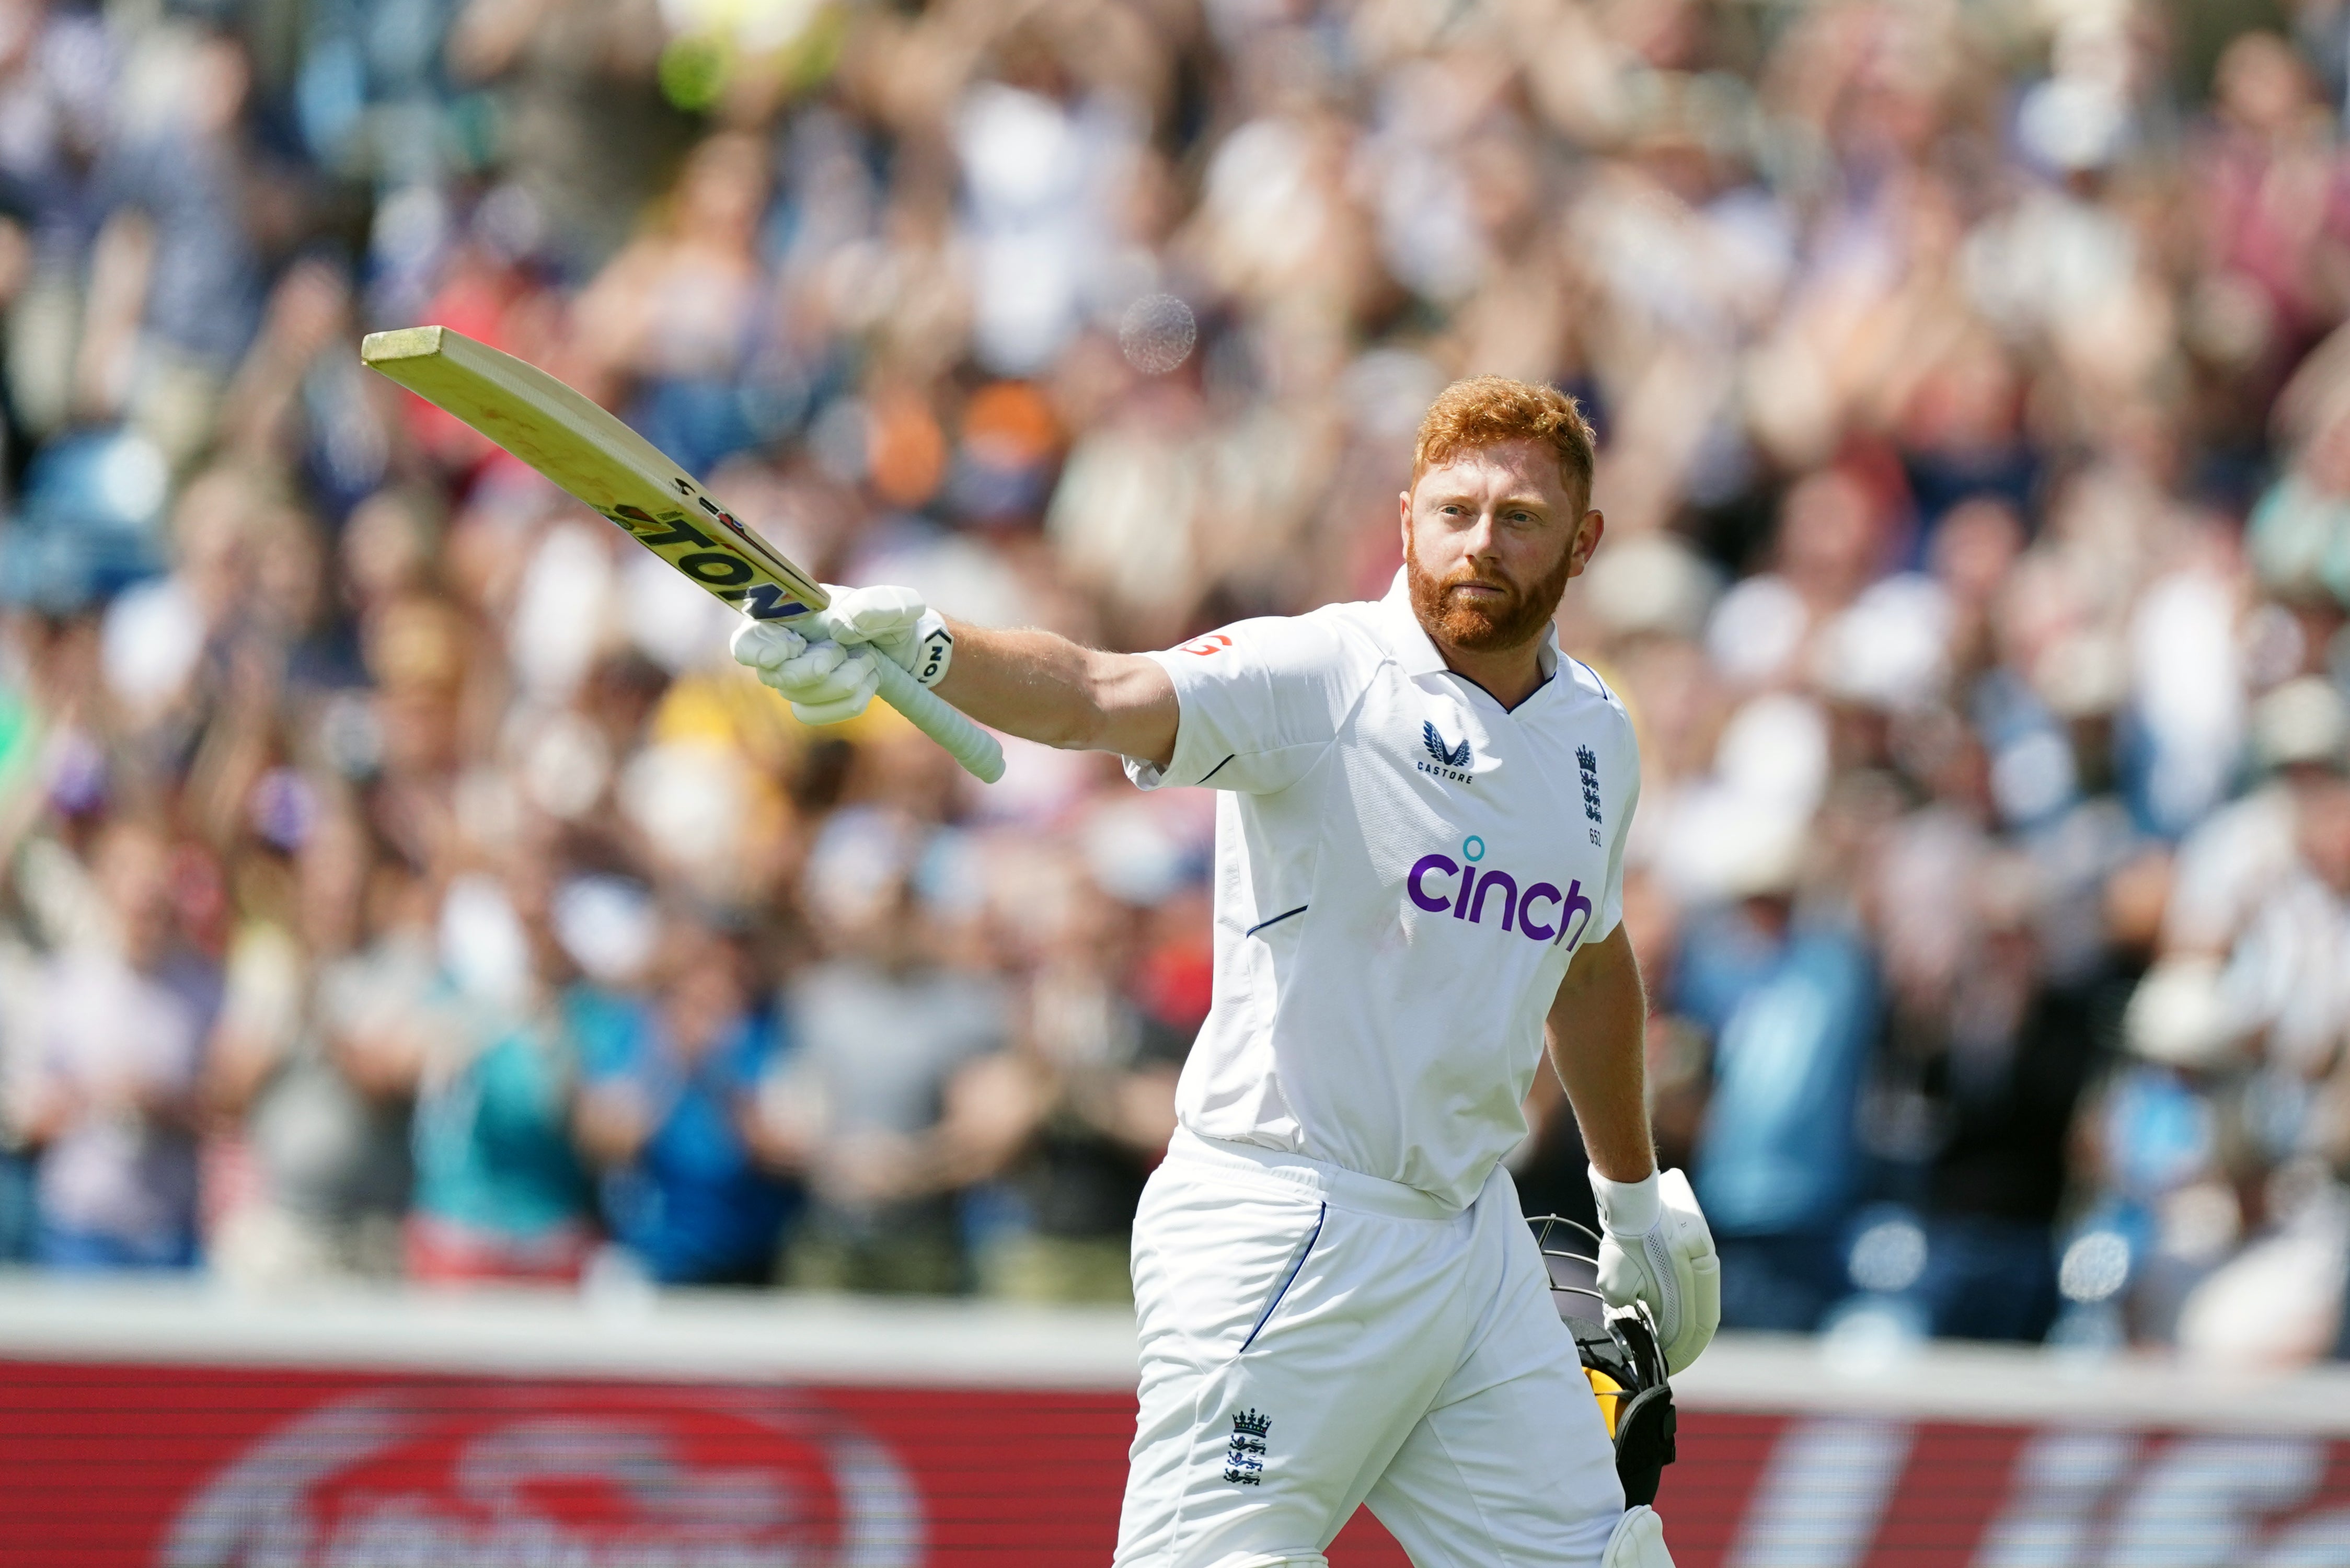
[1126,571,1640,1210]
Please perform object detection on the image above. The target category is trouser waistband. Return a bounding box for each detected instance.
[1165,1127,1464,1221]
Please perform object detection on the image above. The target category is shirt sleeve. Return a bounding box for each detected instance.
[1590,706,1642,947]
[1123,614,1360,794]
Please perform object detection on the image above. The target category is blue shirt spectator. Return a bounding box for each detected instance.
[1678,893,1879,1330]
[573,933,793,1286]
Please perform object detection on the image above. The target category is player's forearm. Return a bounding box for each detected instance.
[936,621,1178,765]
[1544,924,1655,1183]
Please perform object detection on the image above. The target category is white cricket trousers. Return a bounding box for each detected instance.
[1114,1129,1625,1568]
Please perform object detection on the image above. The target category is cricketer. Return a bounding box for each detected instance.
[732,375,1721,1568]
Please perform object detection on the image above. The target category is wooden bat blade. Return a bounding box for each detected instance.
[360,325,1007,783]
[360,325,827,624]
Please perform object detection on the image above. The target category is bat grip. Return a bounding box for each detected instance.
[856,640,1007,783]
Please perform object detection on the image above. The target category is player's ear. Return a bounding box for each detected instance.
[1568,508,1605,578]
[1398,487,1415,559]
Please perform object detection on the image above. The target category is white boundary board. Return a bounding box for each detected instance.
[1,1276,2346,1435]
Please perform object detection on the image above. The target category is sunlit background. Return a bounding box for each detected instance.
[2,0,2350,1562]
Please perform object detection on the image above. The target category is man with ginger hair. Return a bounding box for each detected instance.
[734,377,1718,1568]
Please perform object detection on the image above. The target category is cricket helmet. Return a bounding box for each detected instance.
[1529,1213,1680,1508]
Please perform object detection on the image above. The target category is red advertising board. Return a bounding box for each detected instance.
[5,1358,2350,1567]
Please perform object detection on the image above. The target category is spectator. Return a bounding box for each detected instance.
[759,810,1009,1294]
[92,23,272,467]
[0,948,33,1263]
[1679,824,1879,1332]
[1900,858,2113,1342]
[21,818,215,1269]
[573,919,794,1286]
[978,865,1186,1306]
[203,803,420,1284]
[404,871,595,1286]
[2109,690,2350,1362]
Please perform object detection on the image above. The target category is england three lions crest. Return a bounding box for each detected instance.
[1223,1409,1271,1485]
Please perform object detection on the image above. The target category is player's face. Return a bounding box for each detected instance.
[1400,439,1603,653]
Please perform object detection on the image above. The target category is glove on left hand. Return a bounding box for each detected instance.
[1591,1166,1721,1375]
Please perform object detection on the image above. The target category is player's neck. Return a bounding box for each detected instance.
[1429,633,1548,712]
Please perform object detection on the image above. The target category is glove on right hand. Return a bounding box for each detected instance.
[817,583,952,689]
[730,618,882,725]
[729,583,952,727]
[1601,1505,1677,1568]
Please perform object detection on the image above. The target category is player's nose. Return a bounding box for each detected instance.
[1461,504,1505,556]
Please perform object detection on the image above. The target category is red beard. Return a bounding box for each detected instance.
[1404,543,1574,652]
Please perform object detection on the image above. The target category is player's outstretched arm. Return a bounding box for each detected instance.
[935,621,1177,766]
[1547,927,1722,1374]
[731,584,1178,769]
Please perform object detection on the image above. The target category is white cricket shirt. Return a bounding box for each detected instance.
[1125,570,1640,1212]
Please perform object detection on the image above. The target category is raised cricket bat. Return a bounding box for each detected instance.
[359,325,1005,783]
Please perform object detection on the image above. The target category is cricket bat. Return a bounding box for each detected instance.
[359,325,1005,783]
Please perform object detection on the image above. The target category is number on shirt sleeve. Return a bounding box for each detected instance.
[1126,615,1361,794]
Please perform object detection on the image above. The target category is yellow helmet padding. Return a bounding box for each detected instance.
[1586,1366,1625,1438]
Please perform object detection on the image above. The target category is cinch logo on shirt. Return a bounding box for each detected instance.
[1419,722,1474,783]
[1407,837,1594,948]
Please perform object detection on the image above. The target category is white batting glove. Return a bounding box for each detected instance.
[817,584,953,689]
[1602,1506,1676,1568]
[730,617,880,724]
[730,618,807,675]
[1591,1166,1721,1375]
[781,640,882,724]
[728,585,951,727]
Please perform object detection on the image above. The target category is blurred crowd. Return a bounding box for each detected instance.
[0,0,2345,1365]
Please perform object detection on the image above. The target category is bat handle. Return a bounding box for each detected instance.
[857,641,1008,783]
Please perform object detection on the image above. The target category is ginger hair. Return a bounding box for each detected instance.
[1410,376,1598,506]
